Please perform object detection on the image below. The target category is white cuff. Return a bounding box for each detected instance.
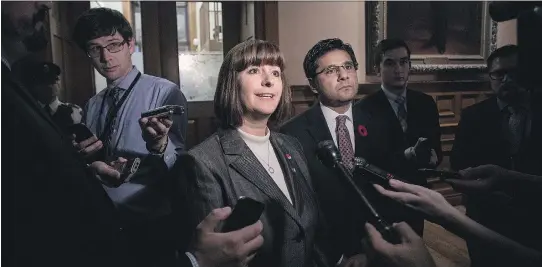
[185,252,199,267]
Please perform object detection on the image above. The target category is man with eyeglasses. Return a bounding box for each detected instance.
[72,7,188,266]
[280,38,369,267]
[451,44,542,267]
[353,38,442,236]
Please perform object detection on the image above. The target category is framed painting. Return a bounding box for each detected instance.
[365,1,498,74]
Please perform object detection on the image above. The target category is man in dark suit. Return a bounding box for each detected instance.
[450,44,542,267]
[353,38,442,235]
[12,58,84,134]
[280,38,369,265]
[3,2,263,267]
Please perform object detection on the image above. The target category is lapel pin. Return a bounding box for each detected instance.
[357,125,368,137]
[286,153,292,160]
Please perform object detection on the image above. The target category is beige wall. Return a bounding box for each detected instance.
[277,1,517,86]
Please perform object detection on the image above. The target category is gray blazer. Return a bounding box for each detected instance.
[178,128,330,267]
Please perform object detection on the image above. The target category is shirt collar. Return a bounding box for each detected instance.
[107,66,139,90]
[496,92,531,112]
[49,97,62,113]
[320,101,353,123]
[381,85,407,102]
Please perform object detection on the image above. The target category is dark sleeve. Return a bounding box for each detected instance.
[427,95,443,166]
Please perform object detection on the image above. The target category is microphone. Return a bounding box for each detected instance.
[353,157,402,187]
[317,140,399,244]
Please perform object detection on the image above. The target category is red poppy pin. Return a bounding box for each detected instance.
[357,125,368,137]
[286,154,292,160]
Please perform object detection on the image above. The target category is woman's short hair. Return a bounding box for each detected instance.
[214,39,292,129]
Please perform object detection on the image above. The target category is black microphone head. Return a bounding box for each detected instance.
[317,140,341,168]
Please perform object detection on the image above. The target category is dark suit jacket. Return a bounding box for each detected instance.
[352,89,442,235]
[450,93,542,266]
[354,89,442,186]
[175,129,330,267]
[279,102,370,259]
[3,63,124,267]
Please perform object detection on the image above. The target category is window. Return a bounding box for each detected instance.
[176,2,223,102]
[90,1,144,93]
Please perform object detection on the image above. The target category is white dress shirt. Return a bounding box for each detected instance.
[320,102,355,151]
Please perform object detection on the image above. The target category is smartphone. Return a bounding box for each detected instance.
[115,157,141,182]
[68,123,95,142]
[141,105,185,119]
[222,196,265,233]
[418,168,461,179]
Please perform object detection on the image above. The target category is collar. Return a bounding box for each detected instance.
[107,66,139,90]
[1,57,10,70]
[320,101,353,123]
[237,127,271,144]
[381,85,407,102]
[49,97,62,114]
[496,92,531,112]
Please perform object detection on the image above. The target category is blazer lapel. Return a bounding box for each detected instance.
[219,129,304,229]
[306,103,334,145]
[353,103,373,156]
[270,134,307,213]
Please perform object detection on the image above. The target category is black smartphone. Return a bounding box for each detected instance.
[141,105,185,119]
[115,157,141,182]
[68,123,95,142]
[222,196,265,233]
[418,168,461,179]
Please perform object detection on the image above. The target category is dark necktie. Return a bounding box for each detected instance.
[508,106,525,154]
[103,87,122,157]
[395,96,408,132]
[336,115,354,171]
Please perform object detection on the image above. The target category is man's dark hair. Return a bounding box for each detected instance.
[72,7,133,51]
[486,44,519,70]
[374,38,412,70]
[303,38,358,79]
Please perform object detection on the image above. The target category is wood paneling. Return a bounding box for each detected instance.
[48,1,93,107]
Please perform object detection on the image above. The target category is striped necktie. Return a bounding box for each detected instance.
[395,96,408,132]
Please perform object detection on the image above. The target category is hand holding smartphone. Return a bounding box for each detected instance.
[68,123,95,142]
[222,197,265,233]
[114,157,141,182]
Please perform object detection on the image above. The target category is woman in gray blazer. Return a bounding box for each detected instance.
[177,39,331,267]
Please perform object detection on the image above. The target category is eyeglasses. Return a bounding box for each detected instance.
[86,40,127,58]
[489,68,518,81]
[316,62,358,76]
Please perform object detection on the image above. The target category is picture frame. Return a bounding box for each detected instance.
[365,1,498,74]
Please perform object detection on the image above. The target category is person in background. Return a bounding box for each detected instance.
[12,57,84,133]
[450,44,542,267]
[176,39,330,267]
[72,7,188,267]
[353,38,442,236]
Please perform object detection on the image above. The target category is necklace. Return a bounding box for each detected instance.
[253,140,275,174]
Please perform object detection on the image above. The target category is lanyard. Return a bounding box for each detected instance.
[98,72,141,142]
